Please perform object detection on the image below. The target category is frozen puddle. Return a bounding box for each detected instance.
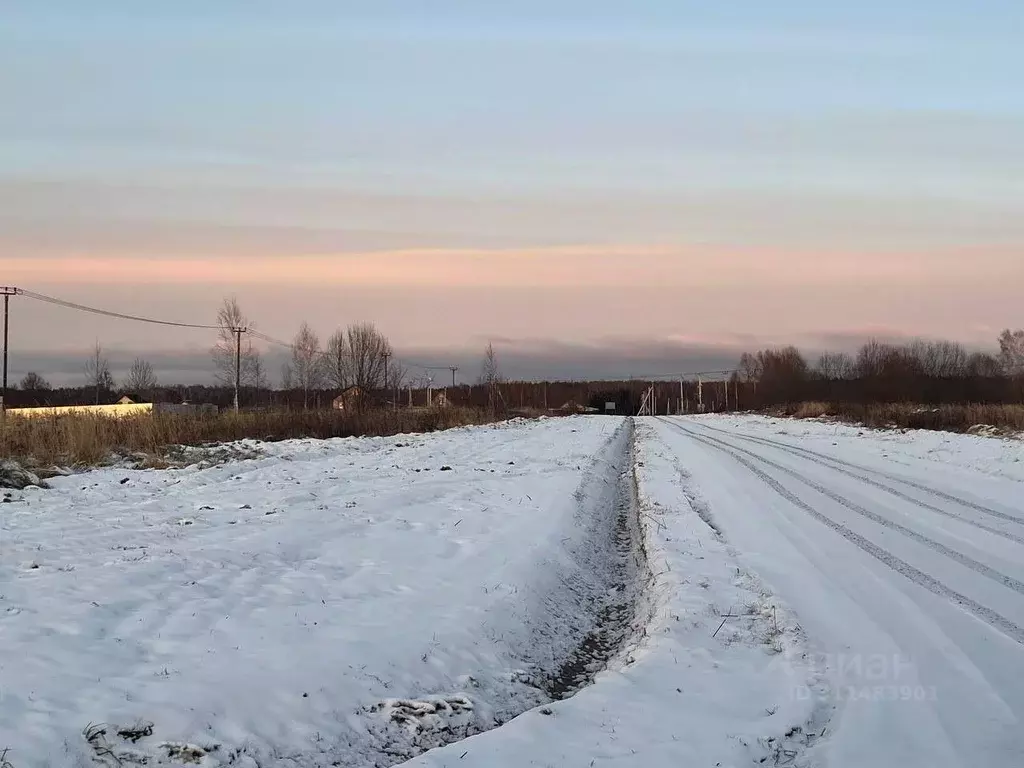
[0,417,648,768]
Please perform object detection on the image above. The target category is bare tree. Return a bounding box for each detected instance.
[212,297,256,386]
[387,360,407,391]
[291,322,327,409]
[909,340,967,378]
[756,347,809,389]
[19,372,50,391]
[281,362,293,391]
[738,352,762,383]
[854,339,917,379]
[326,330,350,390]
[84,342,115,404]
[124,358,158,397]
[966,351,1003,378]
[247,343,269,404]
[999,329,1024,376]
[815,352,854,380]
[479,342,503,412]
[346,322,393,394]
[479,342,502,385]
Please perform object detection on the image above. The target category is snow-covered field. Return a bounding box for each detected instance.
[2,415,1023,767]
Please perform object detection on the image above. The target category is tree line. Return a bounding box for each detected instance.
[733,329,1024,408]
[10,298,454,410]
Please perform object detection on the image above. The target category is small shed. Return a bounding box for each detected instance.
[433,391,450,408]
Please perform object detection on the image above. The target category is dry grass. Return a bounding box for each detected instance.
[778,402,1024,435]
[0,407,499,469]
[790,401,831,419]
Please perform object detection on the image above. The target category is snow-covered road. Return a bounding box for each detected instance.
[653,415,1024,768]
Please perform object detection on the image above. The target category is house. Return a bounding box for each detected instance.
[116,395,137,405]
[433,391,450,408]
[332,386,364,411]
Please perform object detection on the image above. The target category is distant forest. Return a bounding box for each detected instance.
[7,327,1024,416]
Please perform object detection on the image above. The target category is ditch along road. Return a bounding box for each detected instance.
[653,416,1024,768]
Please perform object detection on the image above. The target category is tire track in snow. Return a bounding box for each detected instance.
[658,419,1024,646]
[685,422,1024,547]
[695,421,1024,527]
[665,421,1024,596]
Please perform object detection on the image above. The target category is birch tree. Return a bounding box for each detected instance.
[291,323,326,409]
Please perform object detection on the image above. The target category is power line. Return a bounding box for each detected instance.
[246,329,297,350]
[18,289,222,330]
[626,368,741,380]
[400,359,454,372]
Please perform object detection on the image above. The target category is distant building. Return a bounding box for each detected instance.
[433,391,450,408]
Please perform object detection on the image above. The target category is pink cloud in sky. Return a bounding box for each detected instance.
[7,243,1019,290]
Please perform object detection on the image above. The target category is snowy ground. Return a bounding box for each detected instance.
[1,418,633,767]
[2,415,1023,767]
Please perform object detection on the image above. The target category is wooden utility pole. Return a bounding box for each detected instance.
[232,327,245,413]
[1,287,15,419]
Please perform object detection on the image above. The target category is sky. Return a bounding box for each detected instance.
[2,1,1022,384]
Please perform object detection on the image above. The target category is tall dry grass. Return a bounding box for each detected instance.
[777,402,1024,434]
[0,407,499,468]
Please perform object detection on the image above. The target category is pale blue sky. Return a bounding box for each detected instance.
[5,2,1022,211]
[2,1,1022,381]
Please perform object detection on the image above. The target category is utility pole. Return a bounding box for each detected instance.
[697,377,704,412]
[449,366,458,389]
[382,352,391,398]
[1,287,16,419]
[232,326,246,413]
